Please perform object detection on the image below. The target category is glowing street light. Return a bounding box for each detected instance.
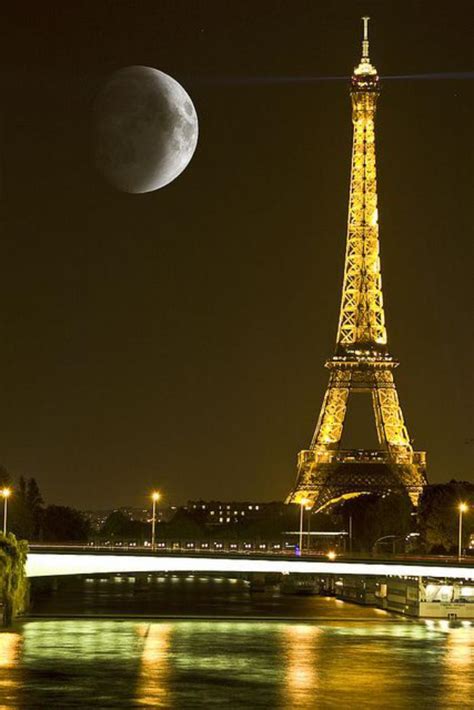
[1,488,11,536]
[458,502,468,560]
[151,491,161,549]
[299,498,310,552]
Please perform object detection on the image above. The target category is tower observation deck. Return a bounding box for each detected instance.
[286,18,427,511]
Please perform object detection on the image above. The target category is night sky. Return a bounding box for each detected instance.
[0,1,472,509]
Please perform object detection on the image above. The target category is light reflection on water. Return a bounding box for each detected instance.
[136,623,172,707]
[0,618,473,708]
[283,624,321,707]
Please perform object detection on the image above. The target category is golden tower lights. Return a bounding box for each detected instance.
[287,18,427,511]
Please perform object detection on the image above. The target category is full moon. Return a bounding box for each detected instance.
[94,66,198,193]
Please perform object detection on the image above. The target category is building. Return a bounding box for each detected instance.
[185,501,287,527]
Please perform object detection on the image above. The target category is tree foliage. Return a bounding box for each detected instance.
[100,511,148,540]
[42,505,90,542]
[9,476,45,540]
[418,481,474,553]
[334,492,413,552]
[0,533,28,626]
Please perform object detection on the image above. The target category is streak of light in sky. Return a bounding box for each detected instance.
[193,71,474,85]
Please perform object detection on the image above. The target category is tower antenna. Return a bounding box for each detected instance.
[362,16,370,60]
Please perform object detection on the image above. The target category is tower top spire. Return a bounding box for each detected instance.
[362,16,370,59]
[354,16,377,77]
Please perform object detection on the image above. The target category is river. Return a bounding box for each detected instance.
[1,576,473,708]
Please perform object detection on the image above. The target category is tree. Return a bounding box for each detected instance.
[27,478,44,538]
[243,504,300,540]
[9,476,32,539]
[101,511,132,537]
[164,509,206,540]
[99,511,148,541]
[8,476,45,541]
[0,533,28,626]
[418,481,474,553]
[334,492,413,552]
[42,505,90,542]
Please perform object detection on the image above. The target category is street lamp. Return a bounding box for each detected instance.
[1,488,11,536]
[299,497,310,552]
[458,502,468,560]
[305,503,313,551]
[151,491,161,549]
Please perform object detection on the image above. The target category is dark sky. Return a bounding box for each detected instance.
[0,1,472,509]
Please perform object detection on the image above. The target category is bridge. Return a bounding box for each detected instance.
[25,546,474,580]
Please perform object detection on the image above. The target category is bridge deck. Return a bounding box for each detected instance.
[26,548,474,580]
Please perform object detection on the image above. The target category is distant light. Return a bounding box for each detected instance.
[459,502,468,513]
[1,488,11,499]
[151,491,161,502]
[327,551,337,561]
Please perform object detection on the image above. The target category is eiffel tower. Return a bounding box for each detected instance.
[286,18,427,511]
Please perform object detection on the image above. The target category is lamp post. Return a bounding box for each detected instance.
[1,488,11,536]
[299,498,309,552]
[458,502,468,560]
[305,502,314,551]
[151,491,161,549]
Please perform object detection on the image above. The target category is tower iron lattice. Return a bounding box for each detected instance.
[286,18,427,511]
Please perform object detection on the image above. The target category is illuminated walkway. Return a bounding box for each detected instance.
[25,549,474,580]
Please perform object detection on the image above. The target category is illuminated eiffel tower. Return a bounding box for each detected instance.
[286,18,427,511]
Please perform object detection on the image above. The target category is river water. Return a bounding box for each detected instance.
[1,576,473,708]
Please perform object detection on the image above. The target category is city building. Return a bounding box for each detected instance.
[185,500,287,526]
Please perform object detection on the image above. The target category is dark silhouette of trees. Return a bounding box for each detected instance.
[11,477,32,539]
[334,492,413,552]
[418,481,474,553]
[100,511,148,541]
[8,476,45,540]
[0,468,90,543]
[26,478,44,538]
[164,509,205,540]
[42,505,90,542]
